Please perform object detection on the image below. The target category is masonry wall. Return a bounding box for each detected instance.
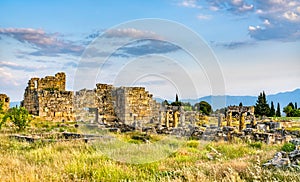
[0,94,10,112]
[113,87,161,125]
[22,72,74,122]
[74,84,161,125]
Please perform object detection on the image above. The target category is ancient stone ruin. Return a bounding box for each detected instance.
[75,84,161,126]
[19,72,298,148]
[226,106,256,131]
[21,72,74,122]
[0,93,10,112]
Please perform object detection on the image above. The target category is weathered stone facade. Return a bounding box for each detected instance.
[0,94,10,112]
[113,87,161,125]
[160,105,184,128]
[22,73,74,122]
[75,84,161,125]
[226,106,256,131]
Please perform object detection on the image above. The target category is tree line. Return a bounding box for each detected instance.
[254,91,300,117]
[163,94,212,115]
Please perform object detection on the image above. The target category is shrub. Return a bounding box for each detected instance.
[282,142,296,152]
[186,140,199,148]
[3,107,32,131]
[248,142,262,149]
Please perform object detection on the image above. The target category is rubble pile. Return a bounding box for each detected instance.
[263,139,300,169]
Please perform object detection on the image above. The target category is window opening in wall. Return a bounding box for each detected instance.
[34,80,38,89]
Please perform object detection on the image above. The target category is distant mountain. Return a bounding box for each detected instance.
[155,89,300,110]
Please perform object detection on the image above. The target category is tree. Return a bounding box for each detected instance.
[195,101,212,115]
[3,107,32,131]
[283,105,293,117]
[171,94,182,106]
[269,101,275,117]
[283,102,300,117]
[276,103,281,117]
[239,102,243,107]
[254,91,270,117]
[162,100,169,106]
[288,102,295,110]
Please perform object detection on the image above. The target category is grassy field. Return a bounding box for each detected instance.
[0,131,299,182]
[0,116,299,181]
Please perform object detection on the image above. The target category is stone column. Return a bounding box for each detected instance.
[227,111,232,126]
[218,114,223,127]
[173,111,179,128]
[239,112,246,131]
[165,111,169,128]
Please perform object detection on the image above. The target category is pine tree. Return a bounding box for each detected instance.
[276,103,281,117]
[254,91,270,117]
[175,94,179,102]
[239,102,243,107]
[269,101,275,117]
[295,102,298,109]
[288,102,295,109]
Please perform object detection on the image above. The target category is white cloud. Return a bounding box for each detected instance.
[105,28,162,40]
[263,19,271,26]
[0,68,19,86]
[248,26,258,31]
[283,11,300,21]
[197,14,212,20]
[232,0,243,6]
[238,4,254,12]
[178,0,202,9]
[0,28,83,56]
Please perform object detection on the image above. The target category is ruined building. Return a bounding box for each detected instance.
[22,72,74,122]
[75,84,161,125]
[226,106,256,131]
[0,94,10,112]
[160,105,184,128]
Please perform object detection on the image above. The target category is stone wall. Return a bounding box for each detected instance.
[0,94,10,112]
[75,84,161,125]
[113,87,161,125]
[22,72,74,122]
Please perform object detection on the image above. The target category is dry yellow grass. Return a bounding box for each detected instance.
[0,134,299,181]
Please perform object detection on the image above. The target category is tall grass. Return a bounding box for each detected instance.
[0,134,299,181]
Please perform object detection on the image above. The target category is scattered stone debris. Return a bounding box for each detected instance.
[263,139,300,169]
[9,132,113,143]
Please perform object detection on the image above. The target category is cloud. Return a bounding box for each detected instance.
[179,0,300,41]
[248,0,300,40]
[0,61,47,72]
[114,39,181,57]
[104,28,162,40]
[178,0,202,9]
[0,28,84,56]
[0,68,19,86]
[206,0,254,14]
[212,40,255,49]
[197,14,212,20]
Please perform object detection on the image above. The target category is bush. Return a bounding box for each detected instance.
[3,107,32,131]
[282,142,296,152]
[187,140,199,148]
[248,142,262,149]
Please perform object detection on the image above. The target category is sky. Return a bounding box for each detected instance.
[0,0,300,102]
